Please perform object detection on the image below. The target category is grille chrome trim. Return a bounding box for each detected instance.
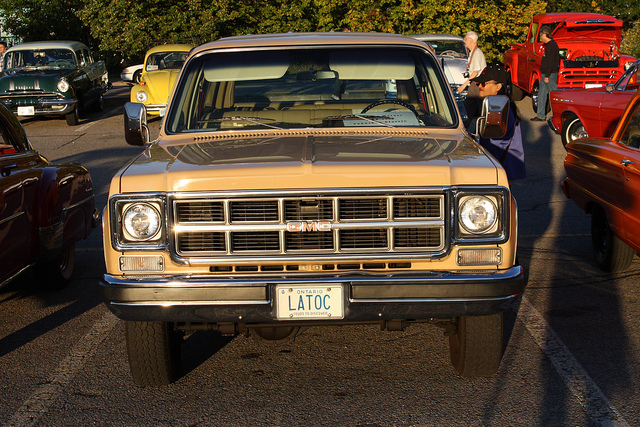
[171,191,447,261]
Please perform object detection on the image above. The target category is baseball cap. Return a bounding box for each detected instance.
[471,64,508,86]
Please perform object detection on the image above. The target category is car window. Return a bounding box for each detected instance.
[528,23,539,43]
[536,22,560,42]
[616,62,640,91]
[0,124,18,156]
[146,51,188,71]
[83,49,93,64]
[429,41,467,57]
[621,101,640,149]
[166,46,457,133]
[4,48,76,69]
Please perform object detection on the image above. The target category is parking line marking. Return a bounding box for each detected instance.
[519,296,629,426]
[74,106,122,133]
[4,310,119,427]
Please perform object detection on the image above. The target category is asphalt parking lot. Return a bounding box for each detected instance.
[0,81,639,426]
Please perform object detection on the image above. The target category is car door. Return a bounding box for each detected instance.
[617,100,640,252]
[0,118,40,284]
[599,61,640,137]
[516,21,539,88]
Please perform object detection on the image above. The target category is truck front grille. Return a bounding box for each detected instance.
[172,192,446,259]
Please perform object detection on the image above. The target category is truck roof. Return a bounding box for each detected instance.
[191,32,429,56]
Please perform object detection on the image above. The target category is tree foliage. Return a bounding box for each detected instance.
[76,0,548,63]
[0,0,90,43]
[2,0,638,64]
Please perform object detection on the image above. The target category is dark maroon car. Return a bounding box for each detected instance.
[563,88,640,272]
[0,102,99,288]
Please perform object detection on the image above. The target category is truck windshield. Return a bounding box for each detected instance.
[165,46,458,133]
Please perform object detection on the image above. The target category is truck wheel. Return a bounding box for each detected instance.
[125,321,182,386]
[561,115,588,147]
[35,243,75,289]
[66,105,79,126]
[591,206,634,272]
[449,313,503,377]
[530,80,539,113]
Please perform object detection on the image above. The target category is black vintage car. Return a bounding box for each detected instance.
[0,41,110,125]
[0,102,99,288]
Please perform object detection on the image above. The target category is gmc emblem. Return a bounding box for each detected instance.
[286,221,332,232]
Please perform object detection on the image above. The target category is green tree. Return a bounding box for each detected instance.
[0,0,91,44]
[547,0,640,24]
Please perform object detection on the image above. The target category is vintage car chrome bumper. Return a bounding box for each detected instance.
[100,266,525,323]
[2,98,76,116]
[143,103,167,114]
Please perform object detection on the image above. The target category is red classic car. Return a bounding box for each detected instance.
[550,59,640,146]
[562,88,640,272]
[0,102,99,288]
[504,13,636,112]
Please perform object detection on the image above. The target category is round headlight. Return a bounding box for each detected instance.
[57,78,70,92]
[135,90,148,103]
[123,203,161,241]
[459,196,497,234]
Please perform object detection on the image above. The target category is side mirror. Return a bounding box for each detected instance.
[124,102,149,146]
[477,95,509,139]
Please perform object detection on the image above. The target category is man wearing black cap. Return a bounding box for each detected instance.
[531,26,559,121]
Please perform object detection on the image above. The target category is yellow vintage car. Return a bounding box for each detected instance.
[130,44,193,116]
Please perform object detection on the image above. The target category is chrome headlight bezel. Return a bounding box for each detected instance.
[122,202,162,241]
[110,195,167,250]
[135,90,148,103]
[459,195,498,234]
[454,188,509,243]
[57,78,70,93]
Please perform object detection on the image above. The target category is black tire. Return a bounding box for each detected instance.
[125,321,182,386]
[66,105,79,126]
[591,206,635,272]
[510,82,524,102]
[94,92,104,112]
[561,115,588,147]
[35,243,75,289]
[133,69,142,84]
[531,80,539,113]
[449,313,503,377]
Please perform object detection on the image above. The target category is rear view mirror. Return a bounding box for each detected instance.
[124,102,149,146]
[478,95,509,139]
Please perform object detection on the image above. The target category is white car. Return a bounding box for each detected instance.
[410,34,468,92]
[121,63,143,83]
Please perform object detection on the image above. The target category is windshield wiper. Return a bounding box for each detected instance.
[317,114,396,127]
[196,116,283,130]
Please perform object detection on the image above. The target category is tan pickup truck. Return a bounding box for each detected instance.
[102,32,526,386]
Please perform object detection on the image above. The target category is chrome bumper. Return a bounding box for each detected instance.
[4,98,76,116]
[100,266,526,323]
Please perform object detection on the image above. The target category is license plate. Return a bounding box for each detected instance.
[276,284,344,320]
[17,106,35,116]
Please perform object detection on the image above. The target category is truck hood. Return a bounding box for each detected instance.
[553,17,622,46]
[116,132,502,193]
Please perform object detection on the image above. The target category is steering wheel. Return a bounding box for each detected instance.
[440,50,458,56]
[361,99,422,121]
